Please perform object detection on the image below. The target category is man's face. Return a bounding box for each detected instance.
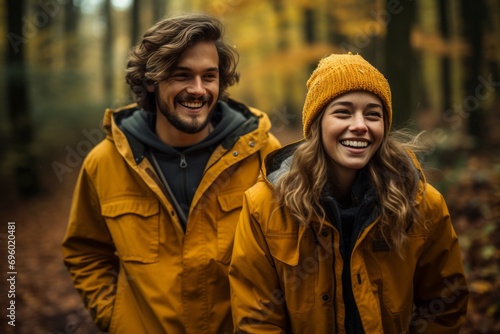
[152,41,220,134]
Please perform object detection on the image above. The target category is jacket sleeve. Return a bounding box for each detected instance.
[410,189,469,334]
[229,192,289,333]
[62,165,119,331]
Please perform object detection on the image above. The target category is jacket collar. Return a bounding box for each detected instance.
[102,99,264,164]
[264,140,303,186]
[261,142,427,266]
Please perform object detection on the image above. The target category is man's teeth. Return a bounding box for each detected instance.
[341,140,368,148]
[180,102,203,108]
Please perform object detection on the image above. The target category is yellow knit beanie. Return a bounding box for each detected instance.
[302,53,392,137]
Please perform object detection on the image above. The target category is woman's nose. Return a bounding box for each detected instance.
[349,113,368,132]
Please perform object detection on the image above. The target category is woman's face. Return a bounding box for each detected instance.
[320,91,385,180]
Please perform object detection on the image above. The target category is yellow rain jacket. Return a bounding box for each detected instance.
[229,142,468,334]
[62,100,280,333]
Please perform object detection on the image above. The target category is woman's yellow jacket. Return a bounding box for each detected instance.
[229,143,468,334]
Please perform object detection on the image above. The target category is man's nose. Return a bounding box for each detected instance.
[186,77,205,96]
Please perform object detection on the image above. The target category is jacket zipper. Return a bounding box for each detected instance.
[179,154,187,168]
[179,154,189,215]
[148,152,187,230]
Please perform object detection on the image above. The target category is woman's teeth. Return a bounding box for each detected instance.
[341,140,368,148]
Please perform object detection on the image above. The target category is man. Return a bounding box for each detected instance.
[62,13,280,334]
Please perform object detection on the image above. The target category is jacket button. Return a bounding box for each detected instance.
[233,151,239,156]
[249,141,255,147]
[322,294,330,301]
[321,229,328,237]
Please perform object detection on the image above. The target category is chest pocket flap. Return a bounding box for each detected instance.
[102,198,159,263]
[265,228,307,266]
[216,191,244,264]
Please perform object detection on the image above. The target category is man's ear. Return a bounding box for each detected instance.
[146,80,156,93]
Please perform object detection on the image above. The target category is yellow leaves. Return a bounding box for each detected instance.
[469,280,493,294]
[411,27,470,57]
[243,43,337,78]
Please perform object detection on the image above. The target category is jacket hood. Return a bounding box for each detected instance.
[257,142,427,269]
[119,100,246,156]
[102,98,273,164]
[264,140,303,186]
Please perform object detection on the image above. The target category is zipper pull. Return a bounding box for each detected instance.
[180,154,187,168]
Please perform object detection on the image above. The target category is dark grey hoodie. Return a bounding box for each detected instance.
[120,100,246,220]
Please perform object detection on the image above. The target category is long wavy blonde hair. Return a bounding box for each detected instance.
[275,116,426,254]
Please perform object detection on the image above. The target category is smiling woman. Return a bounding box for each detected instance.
[229,53,469,334]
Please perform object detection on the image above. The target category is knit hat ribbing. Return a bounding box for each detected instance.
[302,53,392,137]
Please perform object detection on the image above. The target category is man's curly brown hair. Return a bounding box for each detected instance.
[125,13,239,112]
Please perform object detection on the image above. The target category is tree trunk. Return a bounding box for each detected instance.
[6,0,39,197]
[64,0,80,67]
[131,0,141,45]
[152,0,167,22]
[487,0,500,96]
[269,0,288,122]
[461,0,487,142]
[385,0,415,128]
[103,0,114,103]
[439,0,451,115]
[445,0,467,149]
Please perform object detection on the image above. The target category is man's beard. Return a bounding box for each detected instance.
[155,90,216,134]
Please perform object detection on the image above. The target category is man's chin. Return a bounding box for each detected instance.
[176,117,211,134]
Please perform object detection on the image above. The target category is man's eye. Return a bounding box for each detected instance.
[174,73,189,78]
[204,73,218,79]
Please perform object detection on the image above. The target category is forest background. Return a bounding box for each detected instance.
[0,0,499,333]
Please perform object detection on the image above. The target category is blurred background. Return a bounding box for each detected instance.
[0,0,499,333]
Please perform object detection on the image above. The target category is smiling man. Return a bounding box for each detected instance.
[62,13,280,334]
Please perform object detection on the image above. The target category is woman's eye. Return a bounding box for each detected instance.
[333,109,350,115]
[366,111,383,118]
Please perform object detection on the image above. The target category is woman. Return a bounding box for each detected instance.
[229,53,468,333]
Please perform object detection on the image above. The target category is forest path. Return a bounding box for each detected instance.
[2,170,100,334]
